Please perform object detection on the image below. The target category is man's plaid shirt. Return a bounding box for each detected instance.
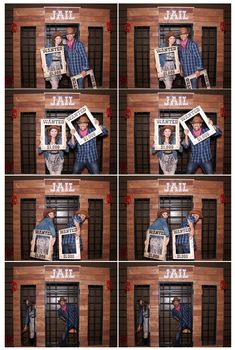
[176,215,196,245]
[172,303,192,330]
[182,127,222,163]
[62,215,83,249]
[64,39,89,76]
[68,126,108,162]
[178,39,203,76]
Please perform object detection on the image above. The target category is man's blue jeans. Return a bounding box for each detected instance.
[73,160,100,174]
[176,243,190,254]
[186,160,213,174]
[63,243,76,254]
[77,77,84,89]
[190,77,198,89]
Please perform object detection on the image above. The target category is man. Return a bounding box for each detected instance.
[145,208,170,259]
[137,299,150,346]
[182,114,222,174]
[57,297,79,346]
[64,27,89,89]
[68,115,108,174]
[176,209,202,254]
[178,27,203,89]
[171,297,192,346]
[62,209,89,255]
[22,299,36,346]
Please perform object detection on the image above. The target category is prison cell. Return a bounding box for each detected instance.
[88,27,103,87]
[21,199,36,260]
[45,282,79,347]
[46,196,80,260]
[201,285,217,345]
[159,282,193,347]
[134,27,150,88]
[160,196,193,260]
[21,285,36,347]
[20,112,36,174]
[134,285,150,347]
[134,199,150,260]
[134,112,150,174]
[202,199,217,259]
[88,199,103,259]
[20,27,36,88]
[45,24,80,89]
[88,286,103,345]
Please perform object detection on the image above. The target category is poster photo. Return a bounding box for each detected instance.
[40,46,67,78]
[59,227,81,260]
[30,229,54,261]
[184,69,211,89]
[71,69,97,89]
[154,46,180,78]
[144,229,167,261]
[154,118,180,150]
[172,227,194,260]
[41,119,67,150]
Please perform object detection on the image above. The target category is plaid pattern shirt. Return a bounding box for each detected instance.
[178,40,203,76]
[35,217,56,237]
[58,303,78,330]
[64,39,89,76]
[176,215,196,245]
[172,303,192,330]
[68,126,108,162]
[62,215,83,249]
[182,127,222,163]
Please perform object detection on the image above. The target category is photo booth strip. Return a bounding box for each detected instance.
[70,69,97,89]
[184,69,211,89]
[40,46,67,78]
[59,227,81,260]
[65,105,102,145]
[144,229,167,261]
[179,105,216,145]
[154,118,180,150]
[154,46,180,78]
[172,227,194,260]
[30,229,54,261]
[41,119,67,150]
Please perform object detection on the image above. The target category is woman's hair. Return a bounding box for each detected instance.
[160,127,174,144]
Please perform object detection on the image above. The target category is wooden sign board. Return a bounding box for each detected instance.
[154,118,180,150]
[172,227,194,260]
[41,119,67,150]
[30,230,54,261]
[65,105,102,145]
[59,227,81,260]
[144,229,168,261]
[179,106,216,145]
[154,46,180,78]
[40,46,66,78]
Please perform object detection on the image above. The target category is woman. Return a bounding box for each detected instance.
[45,31,64,89]
[137,299,150,346]
[152,125,182,175]
[38,125,68,175]
[159,31,178,89]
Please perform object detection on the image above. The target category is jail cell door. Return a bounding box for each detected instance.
[45,24,80,89]
[45,196,80,260]
[159,282,193,347]
[159,24,193,89]
[134,285,150,347]
[21,285,36,347]
[159,111,217,173]
[160,196,193,260]
[45,283,79,347]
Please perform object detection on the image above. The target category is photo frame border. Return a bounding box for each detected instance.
[30,229,54,261]
[59,227,81,260]
[70,69,97,89]
[154,46,180,78]
[41,119,67,150]
[144,229,167,261]
[179,105,216,145]
[184,69,211,89]
[40,46,67,78]
[65,105,102,145]
[172,227,194,260]
[154,118,180,150]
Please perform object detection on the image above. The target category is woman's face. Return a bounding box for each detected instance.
[50,128,58,138]
[163,128,172,138]
[54,36,62,46]
[168,36,176,45]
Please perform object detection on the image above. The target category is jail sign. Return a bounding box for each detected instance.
[163,268,189,279]
[50,95,75,106]
[50,182,76,192]
[159,180,194,193]
[45,7,80,22]
[50,268,75,279]
[159,7,194,21]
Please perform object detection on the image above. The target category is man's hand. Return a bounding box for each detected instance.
[208,118,213,126]
[184,129,189,136]
[81,70,87,78]
[94,118,100,126]
[70,129,75,136]
[195,70,200,78]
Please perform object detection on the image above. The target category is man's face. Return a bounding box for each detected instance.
[66,33,75,42]
[180,33,188,41]
[78,122,89,131]
[48,212,55,219]
[60,300,66,307]
[192,122,202,131]
[162,212,169,219]
[174,300,180,307]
